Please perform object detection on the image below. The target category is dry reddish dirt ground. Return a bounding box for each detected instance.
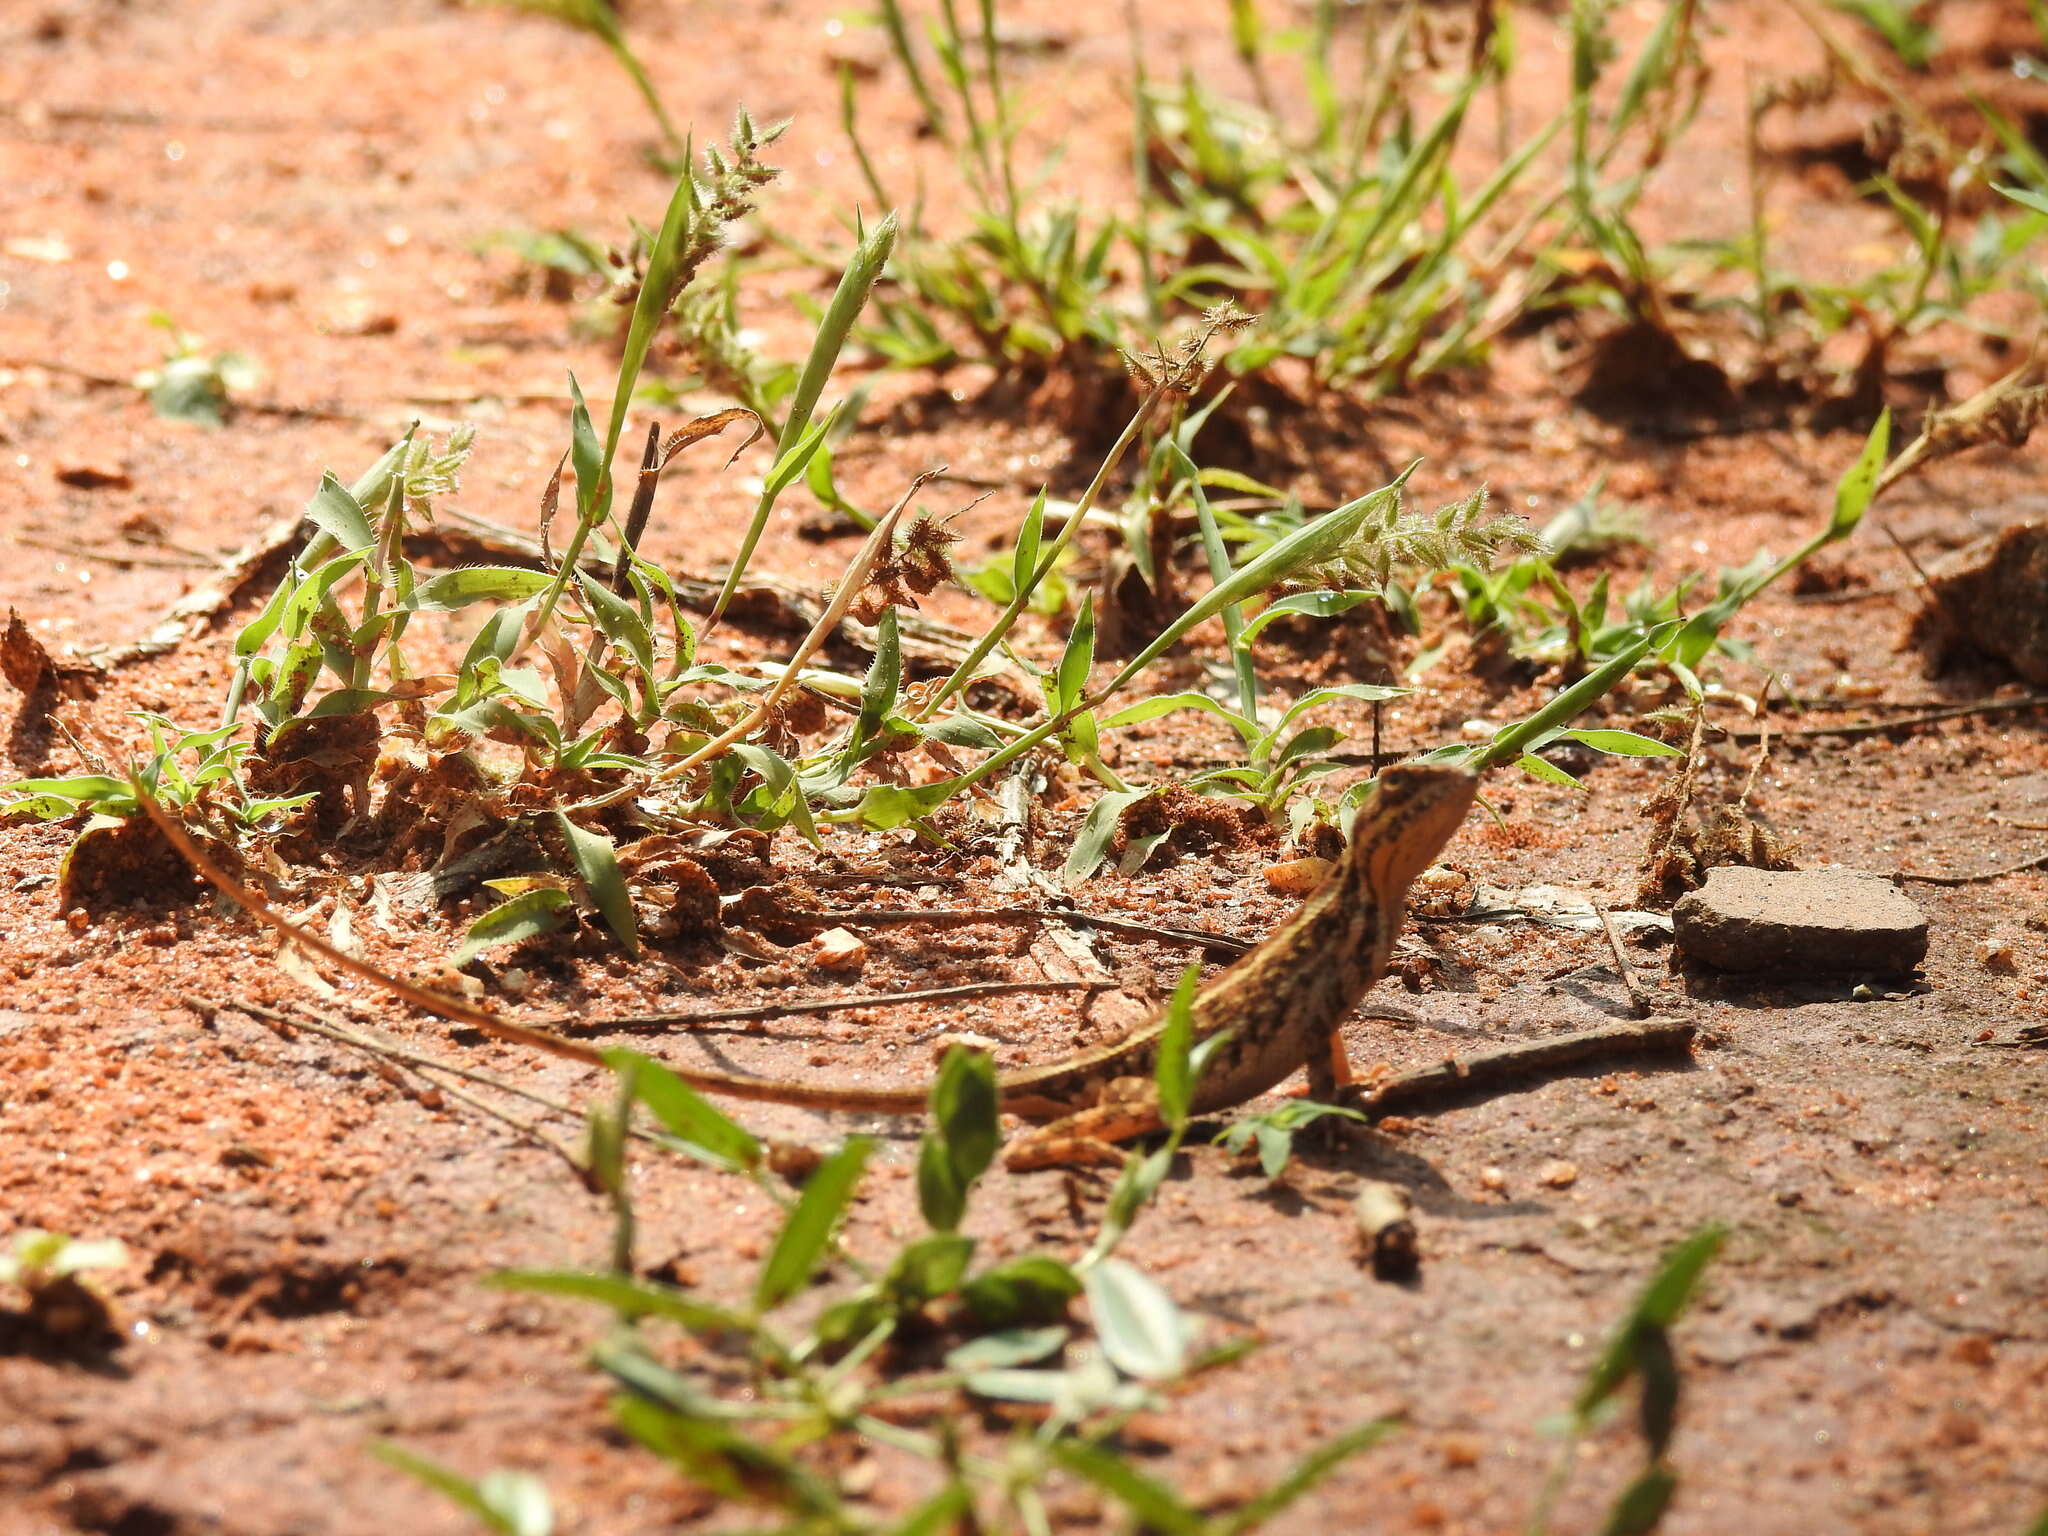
[3,2,2048,1534]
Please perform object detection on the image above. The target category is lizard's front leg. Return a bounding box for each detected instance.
[1002,1077,1165,1171]
[1305,1028,1356,1103]
[1302,1029,1378,1148]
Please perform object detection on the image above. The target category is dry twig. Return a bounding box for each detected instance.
[1358,1018,1698,1118]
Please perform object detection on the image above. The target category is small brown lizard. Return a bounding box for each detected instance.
[139,761,1476,1168]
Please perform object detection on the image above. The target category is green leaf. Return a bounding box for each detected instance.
[604,1049,761,1172]
[1237,588,1380,644]
[566,373,606,526]
[305,473,376,551]
[1996,183,2048,218]
[485,1269,751,1338]
[884,1486,974,1536]
[1560,728,1682,758]
[1084,1258,1190,1381]
[552,812,639,956]
[1052,592,1096,715]
[0,774,130,805]
[1830,408,1891,540]
[1102,464,1421,699]
[1597,1464,1679,1536]
[1515,751,1584,788]
[1049,1442,1204,1536]
[146,355,233,428]
[278,551,367,639]
[754,1137,871,1313]
[1152,965,1204,1130]
[730,742,819,841]
[943,1325,1069,1372]
[812,1290,892,1353]
[457,603,532,688]
[916,1136,971,1239]
[1062,789,1149,887]
[1463,625,1670,772]
[612,1397,840,1517]
[1012,487,1048,597]
[923,715,1002,749]
[1271,682,1410,739]
[1269,724,1342,772]
[1102,691,1258,745]
[711,213,897,624]
[301,687,417,721]
[960,1255,1082,1329]
[410,566,556,612]
[453,888,573,966]
[1085,1143,1176,1268]
[1576,1225,1724,1422]
[917,1046,999,1230]
[371,1444,553,1536]
[0,792,103,820]
[843,779,953,831]
[575,572,656,681]
[1634,1224,1726,1329]
[427,695,560,751]
[884,1232,976,1303]
[761,404,840,501]
[1215,1419,1399,1536]
[854,605,903,751]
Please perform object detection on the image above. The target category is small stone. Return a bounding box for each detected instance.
[1538,1159,1579,1189]
[1672,867,1928,974]
[1975,935,2019,974]
[321,299,400,336]
[1409,864,1472,918]
[811,927,869,972]
[1264,856,1333,895]
[1477,1165,1507,1193]
[930,1030,1001,1061]
[1919,520,2048,684]
[53,461,132,490]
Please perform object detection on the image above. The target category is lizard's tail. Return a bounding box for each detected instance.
[134,781,933,1114]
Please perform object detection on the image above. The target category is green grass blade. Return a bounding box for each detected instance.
[709,214,896,626]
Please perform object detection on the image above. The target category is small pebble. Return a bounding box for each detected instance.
[1264,857,1332,895]
[811,927,869,972]
[1976,935,2019,974]
[1478,1165,1506,1193]
[1538,1159,1579,1189]
[931,1030,1001,1060]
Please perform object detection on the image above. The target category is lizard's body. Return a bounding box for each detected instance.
[142,762,1477,1167]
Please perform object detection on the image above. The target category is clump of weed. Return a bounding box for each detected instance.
[379,995,1400,1533]
[133,312,258,428]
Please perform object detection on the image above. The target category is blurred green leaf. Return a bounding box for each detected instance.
[960,1255,1082,1328]
[755,1138,871,1313]
[485,1269,751,1338]
[1152,964,1204,1129]
[604,1049,762,1171]
[552,813,638,956]
[1084,1258,1189,1380]
[372,1443,553,1536]
[1049,1441,1203,1535]
[454,888,573,966]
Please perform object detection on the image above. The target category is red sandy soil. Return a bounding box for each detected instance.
[2,2,2046,1534]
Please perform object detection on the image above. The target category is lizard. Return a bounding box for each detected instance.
[137,760,1477,1169]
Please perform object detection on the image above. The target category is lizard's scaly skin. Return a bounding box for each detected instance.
[140,762,1476,1129]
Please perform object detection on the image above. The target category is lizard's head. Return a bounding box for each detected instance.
[1354,761,1478,893]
